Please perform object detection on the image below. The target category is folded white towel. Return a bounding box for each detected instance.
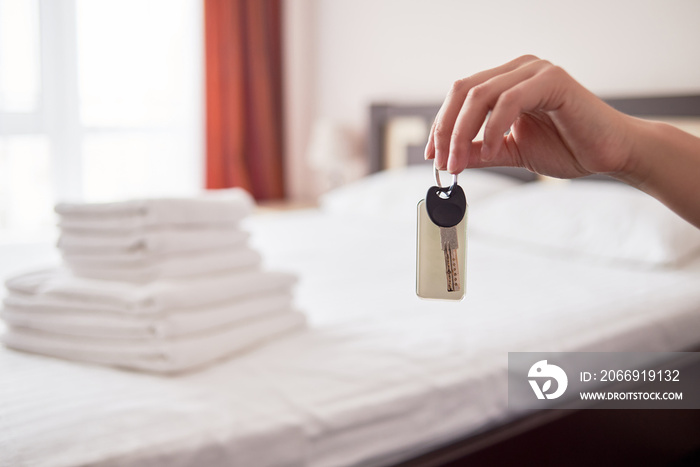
[62,246,262,282]
[1,290,293,338]
[55,189,254,232]
[1,311,307,373]
[57,227,249,255]
[5,268,297,314]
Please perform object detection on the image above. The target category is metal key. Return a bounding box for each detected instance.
[417,168,467,300]
[439,226,460,291]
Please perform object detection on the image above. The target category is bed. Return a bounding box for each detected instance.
[2,95,700,467]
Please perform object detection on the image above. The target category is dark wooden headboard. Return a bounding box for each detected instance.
[368,94,700,178]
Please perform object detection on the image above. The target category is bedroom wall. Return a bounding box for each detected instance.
[283,0,700,199]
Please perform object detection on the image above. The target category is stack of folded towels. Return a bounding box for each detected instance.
[0,189,306,374]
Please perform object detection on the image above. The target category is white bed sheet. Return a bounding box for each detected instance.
[2,209,700,467]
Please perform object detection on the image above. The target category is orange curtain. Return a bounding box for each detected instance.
[204,0,285,200]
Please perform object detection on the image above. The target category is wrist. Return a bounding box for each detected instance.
[612,117,700,228]
[610,117,657,189]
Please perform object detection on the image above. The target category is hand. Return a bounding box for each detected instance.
[424,55,635,179]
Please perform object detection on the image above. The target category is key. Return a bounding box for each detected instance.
[423,183,466,295]
[416,166,467,300]
[416,198,468,300]
[440,225,460,291]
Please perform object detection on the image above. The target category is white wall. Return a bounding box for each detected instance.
[284,0,700,198]
[282,0,317,200]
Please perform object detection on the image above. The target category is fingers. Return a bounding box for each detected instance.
[462,140,518,169]
[483,65,571,161]
[447,59,552,173]
[425,55,540,169]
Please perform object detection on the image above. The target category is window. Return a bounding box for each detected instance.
[0,0,203,238]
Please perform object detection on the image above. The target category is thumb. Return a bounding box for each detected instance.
[450,138,517,172]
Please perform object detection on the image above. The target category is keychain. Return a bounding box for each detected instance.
[416,165,467,300]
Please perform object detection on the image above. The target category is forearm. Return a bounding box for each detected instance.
[616,118,700,228]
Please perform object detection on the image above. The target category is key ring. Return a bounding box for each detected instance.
[434,163,458,196]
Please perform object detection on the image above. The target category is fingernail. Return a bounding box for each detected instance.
[435,150,443,169]
[447,151,457,173]
[448,160,457,174]
[481,144,492,162]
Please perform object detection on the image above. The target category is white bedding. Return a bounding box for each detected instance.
[3,184,700,466]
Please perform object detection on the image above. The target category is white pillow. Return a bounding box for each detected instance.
[471,181,700,267]
[320,165,522,223]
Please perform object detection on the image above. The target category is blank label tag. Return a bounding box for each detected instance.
[416,200,467,301]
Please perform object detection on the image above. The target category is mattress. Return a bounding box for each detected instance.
[2,204,700,467]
